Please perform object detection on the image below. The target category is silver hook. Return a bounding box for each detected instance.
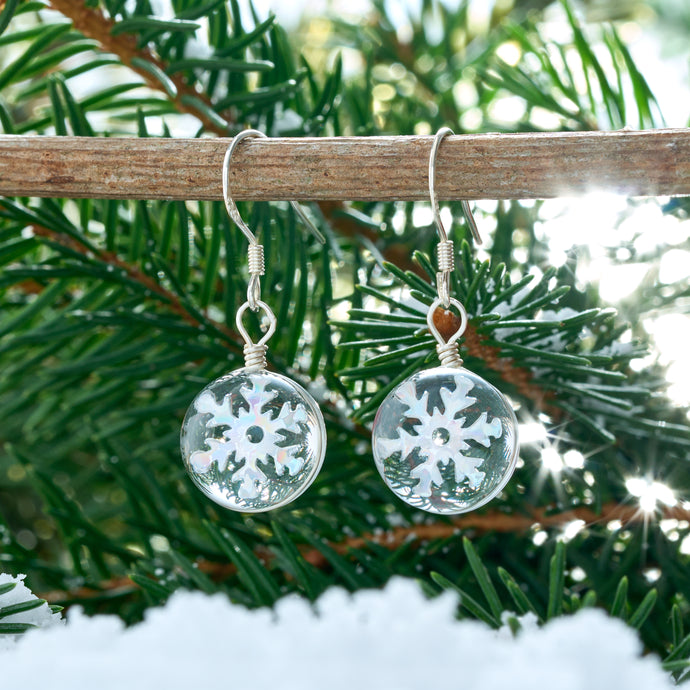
[429,127,482,245]
[222,129,325,245]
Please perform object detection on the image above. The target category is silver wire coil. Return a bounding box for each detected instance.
[436,341,464,369]
[436,240,454,272]
[243,343,268,371]
[247,243,265,276]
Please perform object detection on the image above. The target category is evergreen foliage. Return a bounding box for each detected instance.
[0,0,688,679]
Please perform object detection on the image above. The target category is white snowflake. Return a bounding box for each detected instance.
[189,379,308,499]
[377,376,503,497]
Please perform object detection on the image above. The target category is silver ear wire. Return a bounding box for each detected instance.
[222,129,325,245]
[222,129,325,365]
[429,127,482,246]
[425,126,479,367]
[429,126,483,309]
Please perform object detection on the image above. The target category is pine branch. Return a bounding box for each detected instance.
[301,501,690,567]
[32,223,239,345]
[317,201,420,275]
[47,0,233,133]
[433,307,556,411]
[0,203,372,444]
[30,222,242,350]
[336,252,641,438]
[33,500,687,605]
[43,1,423,275]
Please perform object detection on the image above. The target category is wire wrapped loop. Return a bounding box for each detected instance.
[436,341,464,368]
[247,274,261,311]
[222,130,326,370]
[243,343,268,371]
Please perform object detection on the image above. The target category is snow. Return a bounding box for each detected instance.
[0,575,674,689]
[0,574,63,652]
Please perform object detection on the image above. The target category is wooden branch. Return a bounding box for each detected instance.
[1,130,689,201]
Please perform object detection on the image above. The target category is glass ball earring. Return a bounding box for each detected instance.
[371,128,520,515]
[181,130,327,513]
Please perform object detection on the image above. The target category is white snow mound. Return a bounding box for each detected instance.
[0,575,673,689]
[0,573,63,652]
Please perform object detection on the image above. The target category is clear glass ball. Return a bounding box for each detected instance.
[181,369,326,512]
[372,366,519,514]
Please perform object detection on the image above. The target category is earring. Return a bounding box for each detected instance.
[180,130,327,513]
[371,127,519,515]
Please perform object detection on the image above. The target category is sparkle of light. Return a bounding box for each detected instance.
[532,530,548,546]
[562,519,586,542]
[541,447,564,473]
[563,449,585,469]
[520,422,548,444]
[643,568,661,583]
[625,477,676,513]
[495,40,522,66]
[570,566,587,582]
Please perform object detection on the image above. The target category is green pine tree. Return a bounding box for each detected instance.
[0,0,688,679]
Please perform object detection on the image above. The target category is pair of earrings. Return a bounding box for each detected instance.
[180,128,520,515]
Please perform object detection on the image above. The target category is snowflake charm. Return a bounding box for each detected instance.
[181,370,326,512]
[372,367,519,515]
